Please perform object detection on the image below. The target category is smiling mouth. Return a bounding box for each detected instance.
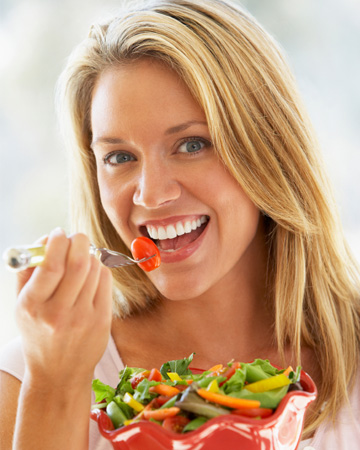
[140,215,209,252]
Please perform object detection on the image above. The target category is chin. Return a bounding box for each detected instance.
[154,278,208,302]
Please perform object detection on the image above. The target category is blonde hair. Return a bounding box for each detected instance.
[57,0,360,437]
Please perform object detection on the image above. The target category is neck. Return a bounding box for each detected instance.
[155,251,273,365]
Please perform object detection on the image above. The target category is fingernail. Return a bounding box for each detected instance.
[52,227,66,236]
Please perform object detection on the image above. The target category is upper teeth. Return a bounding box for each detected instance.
[147,216,208,240]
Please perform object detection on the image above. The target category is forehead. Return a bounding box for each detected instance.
[90,59,206,137]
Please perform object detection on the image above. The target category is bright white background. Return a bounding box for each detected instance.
[1,0,359,348]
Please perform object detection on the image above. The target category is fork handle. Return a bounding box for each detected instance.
[2,245,98,272]
[3,246,46,272]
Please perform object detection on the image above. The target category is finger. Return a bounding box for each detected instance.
[93,265,113,323]
[20,228,70,304]
[50,233,92,307]
[16,235,48,295]
[16,267,36,297]
[73,255,102,310]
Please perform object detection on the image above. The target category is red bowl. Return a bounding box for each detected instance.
[91,368,317,450]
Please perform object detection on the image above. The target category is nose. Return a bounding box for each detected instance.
[133,159,181,208]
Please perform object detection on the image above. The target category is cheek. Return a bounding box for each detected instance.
[97,174,129,235]
[218,179,261,246]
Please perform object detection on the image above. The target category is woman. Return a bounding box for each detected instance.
[1,0,359,449]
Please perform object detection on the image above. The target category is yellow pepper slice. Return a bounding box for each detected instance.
[123,418,139,426]
[123,392,144,412]
[207,379,220,393]
[167,372,183,382]
[245,374,291,393]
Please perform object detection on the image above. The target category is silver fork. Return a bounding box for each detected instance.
[3,243,155,272]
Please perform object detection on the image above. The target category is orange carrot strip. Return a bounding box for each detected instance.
[149,384,180,397]
[130,403,153,422]
[282,366,294,377]
[143,407,180,421]
[207,364,223,372]
[197,389,261,409]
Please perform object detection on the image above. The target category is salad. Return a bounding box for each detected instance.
[92,354,302,434]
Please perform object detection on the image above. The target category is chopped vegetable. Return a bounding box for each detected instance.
[167,372,183,382]
[92,379,116,403]
[160,353,194,380]
[207,364,223,373]
[149,384,180,397]
[206,379,220,393]
[175,384,230,418]
[130,370,150,389]
[282,366,294,377]
[183,416,208,432]
[231,407,273,418]
[245,374,291,393]
[197,388,261,409]
[148,368,162,382]
[143,407,181,421]
[131,237,161,272]
[123,392,144,412]
[106,401,128,428]
[91,355,302,434]
[163,415,191,433]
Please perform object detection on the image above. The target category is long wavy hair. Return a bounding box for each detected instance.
[57,0,360,437]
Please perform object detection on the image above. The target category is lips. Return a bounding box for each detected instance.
[140,215,209,254]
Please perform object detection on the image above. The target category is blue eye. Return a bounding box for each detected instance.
[104,152,136,165]
[178,138,209,154]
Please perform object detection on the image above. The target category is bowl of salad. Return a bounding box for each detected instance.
[90,354,317,450]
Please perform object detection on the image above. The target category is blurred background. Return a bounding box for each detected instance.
[1,0,359,348]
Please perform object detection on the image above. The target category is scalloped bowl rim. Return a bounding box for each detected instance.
[91,368,317,441]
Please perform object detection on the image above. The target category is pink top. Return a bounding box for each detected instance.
[1,337,359,450]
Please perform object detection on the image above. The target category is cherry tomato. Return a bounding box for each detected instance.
[162,415,190,433]
[131,237,161,272]
[153,396,172,407]
[130,370,150,389]
[174,384,189,392]
[219,361,241,386]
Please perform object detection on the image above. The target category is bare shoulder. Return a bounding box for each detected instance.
[0,371,21,450]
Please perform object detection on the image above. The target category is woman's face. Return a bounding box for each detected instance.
[91,59,264,300]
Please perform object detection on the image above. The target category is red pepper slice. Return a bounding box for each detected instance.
[231,407,273,418]
[148,368,163,382]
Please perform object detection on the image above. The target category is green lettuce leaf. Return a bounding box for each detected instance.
[133,378,160,403]
[197,376,227,388]
[115,366,145,396]
[230,385,289,409]
[175,384,229,418]
[223,368,246,394]
[92,379,116,404]
[160,353,195,380]
[241,359,278,383]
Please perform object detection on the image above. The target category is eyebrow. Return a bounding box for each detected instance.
[91,137,126,149]
[91,120,208,149]
[164,120,208,135]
